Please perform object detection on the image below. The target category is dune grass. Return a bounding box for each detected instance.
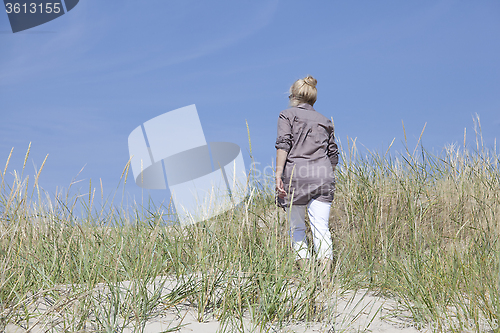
[1,122,499,332]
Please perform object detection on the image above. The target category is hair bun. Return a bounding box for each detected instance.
[303,76,317,88]
[289,75,318,106]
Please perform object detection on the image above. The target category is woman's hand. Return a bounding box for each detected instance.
[276,175,286,198]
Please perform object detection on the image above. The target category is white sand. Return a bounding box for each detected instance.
[2,277,444,333]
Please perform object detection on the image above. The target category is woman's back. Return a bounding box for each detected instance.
[278,103,334,164]
[276,102,337,206]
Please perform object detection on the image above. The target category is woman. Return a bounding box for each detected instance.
[275,75,339,270]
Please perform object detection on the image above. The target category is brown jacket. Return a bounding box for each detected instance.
[275,103,339,207]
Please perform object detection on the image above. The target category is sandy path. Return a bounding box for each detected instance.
[3,277,435,333]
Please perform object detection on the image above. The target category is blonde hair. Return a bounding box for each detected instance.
[289,75,317,107]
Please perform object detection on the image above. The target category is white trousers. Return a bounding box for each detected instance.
[286,199,333,260]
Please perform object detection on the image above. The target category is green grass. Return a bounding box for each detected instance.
[1,122,499,332]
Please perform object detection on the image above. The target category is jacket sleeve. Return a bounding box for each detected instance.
[327,123,339,167]
[275,111,293,152]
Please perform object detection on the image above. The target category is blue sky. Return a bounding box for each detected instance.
[1,0,499,212]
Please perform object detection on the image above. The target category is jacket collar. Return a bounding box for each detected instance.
[296,103,315,111]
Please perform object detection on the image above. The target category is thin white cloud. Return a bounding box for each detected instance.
[0,0,280,86]
[322,0,452,52]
